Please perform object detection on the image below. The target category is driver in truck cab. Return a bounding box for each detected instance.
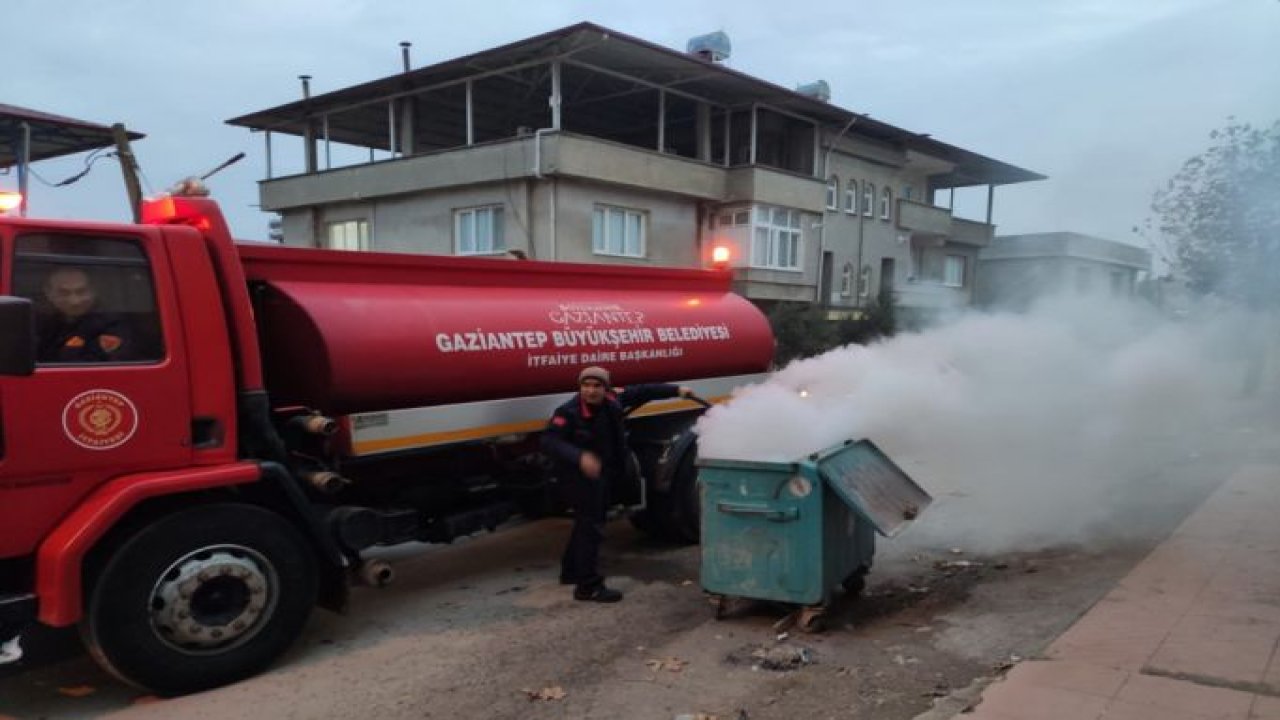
[36,266,133,363]
[542,366,693,603]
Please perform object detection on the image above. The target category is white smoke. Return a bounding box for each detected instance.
[696,296,1269,552]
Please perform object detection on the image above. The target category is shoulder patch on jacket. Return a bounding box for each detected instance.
[551,416,567,427]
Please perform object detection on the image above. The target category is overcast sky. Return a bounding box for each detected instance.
[6,0,1278,250]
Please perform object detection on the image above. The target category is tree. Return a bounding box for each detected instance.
[1145,118,1280,309]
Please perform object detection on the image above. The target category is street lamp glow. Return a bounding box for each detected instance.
[0,192,21,212]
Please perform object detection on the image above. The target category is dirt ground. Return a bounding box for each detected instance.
[2,405,1276,720]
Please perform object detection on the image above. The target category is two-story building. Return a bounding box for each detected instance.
[227,22,1043,322]
[975,232,1152,311]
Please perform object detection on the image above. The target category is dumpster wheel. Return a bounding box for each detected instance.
[796,605,827,634]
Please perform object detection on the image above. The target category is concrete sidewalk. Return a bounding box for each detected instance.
[956,463,1280,719]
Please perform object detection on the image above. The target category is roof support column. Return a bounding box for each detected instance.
[749,104,758,165]
[723,111,731,166]
[387,102,397,157]
[264,130,273,179]
[657,89,666,152]
[550,59,562,130]
[304,120,318,173]
[696,102,711,162]
[322,115,332,169]
[986,184,995,225]
[465,79,474,146]
[17,121,30,217]
[397,98,415,156]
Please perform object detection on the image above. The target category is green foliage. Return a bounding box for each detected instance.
[764,293,897,366]
[1144,119,1280,308]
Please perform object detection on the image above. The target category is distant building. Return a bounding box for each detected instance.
[975,232,1151,310]
[227,22,1042,320]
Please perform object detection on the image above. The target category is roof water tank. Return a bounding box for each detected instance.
[796,80,831,102]
[686,32,731,62]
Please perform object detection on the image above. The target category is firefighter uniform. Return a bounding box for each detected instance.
[541,378,681,600]
[36,312,133,363]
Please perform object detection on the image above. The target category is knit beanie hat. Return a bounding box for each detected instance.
[578,366,611,386]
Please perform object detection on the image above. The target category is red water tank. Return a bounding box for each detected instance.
[238,244,774,415]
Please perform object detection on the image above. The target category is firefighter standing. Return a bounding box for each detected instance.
[542,366,691,602]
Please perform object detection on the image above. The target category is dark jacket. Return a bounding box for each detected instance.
[541,383,681,479]
[36,312,134,363]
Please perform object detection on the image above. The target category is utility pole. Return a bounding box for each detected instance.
[112,123,143,222]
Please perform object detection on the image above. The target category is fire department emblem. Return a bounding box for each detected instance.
[62,389,139,451]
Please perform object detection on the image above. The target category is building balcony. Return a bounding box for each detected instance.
[896,199,952,237]
[951,217,994,247]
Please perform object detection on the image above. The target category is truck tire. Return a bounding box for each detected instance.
[667,448,702,544]
[81,503,318,695]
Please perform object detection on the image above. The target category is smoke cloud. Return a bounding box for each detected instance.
[696,296,1270,552]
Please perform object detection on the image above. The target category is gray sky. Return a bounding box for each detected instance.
[6,0,1279,249]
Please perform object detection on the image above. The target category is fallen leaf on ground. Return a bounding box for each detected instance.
[522,685,567,701]
[646,657,688,672]
[57,686,96,698]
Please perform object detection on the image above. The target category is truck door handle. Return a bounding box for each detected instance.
[715,503,798,522]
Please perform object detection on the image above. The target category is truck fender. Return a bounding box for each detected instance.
[35,462,263,627]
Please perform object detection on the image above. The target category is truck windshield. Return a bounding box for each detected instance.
[11,233,164,365]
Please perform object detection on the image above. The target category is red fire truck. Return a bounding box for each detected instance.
[0,192,773,693]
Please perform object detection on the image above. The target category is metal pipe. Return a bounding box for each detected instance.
[357,558,395,588]
[299,75,312,99]
[290,413,338,436]
[303,471,350,494]
[400,41,411,73]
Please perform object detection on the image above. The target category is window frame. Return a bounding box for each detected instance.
[880,187,893,221]
[845,180,858,215]
[862,183,875,218]
[592,204,647,258]
[325,219,370,251]
[453,205,506,256]
[749,204,803,272]
[825,176,839,211]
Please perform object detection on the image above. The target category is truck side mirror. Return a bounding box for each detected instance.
[0,297,35,376]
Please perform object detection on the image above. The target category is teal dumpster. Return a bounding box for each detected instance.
[698,438,931,616]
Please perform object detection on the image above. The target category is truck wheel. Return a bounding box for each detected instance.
[668,449,702,545]
[81,503,318,695]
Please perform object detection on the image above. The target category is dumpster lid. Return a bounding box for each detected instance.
[807,439,932,538]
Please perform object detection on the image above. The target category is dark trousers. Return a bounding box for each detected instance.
[560,472,609,588]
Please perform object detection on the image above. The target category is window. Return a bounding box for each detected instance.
[13,233,164,364]
[944,255,967,287]
[839,262,854,297]
[454,205,505,255]
[825,176,839,211]
[903,185,915,201]
[859,265,872,297]
[863,183,875,217]
[750,205,802,270]
[326,219,369,251]
[592,205,646,257]
[845,181,857,214]
[880,187,893,221]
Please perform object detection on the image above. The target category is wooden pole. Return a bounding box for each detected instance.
[112,123,143,222]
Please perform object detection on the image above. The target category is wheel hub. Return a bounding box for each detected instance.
[150,547,273,652]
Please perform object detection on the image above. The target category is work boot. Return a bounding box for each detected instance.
[574,583,623,603]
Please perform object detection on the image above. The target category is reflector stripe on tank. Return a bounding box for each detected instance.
[347,374,763,456]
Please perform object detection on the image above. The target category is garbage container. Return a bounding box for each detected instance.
[698,438,931,626]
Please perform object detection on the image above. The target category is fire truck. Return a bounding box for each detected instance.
[0,190,773,694]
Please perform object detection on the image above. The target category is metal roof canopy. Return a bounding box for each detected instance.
[0,103,143,168]
[227,22,1043,188]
